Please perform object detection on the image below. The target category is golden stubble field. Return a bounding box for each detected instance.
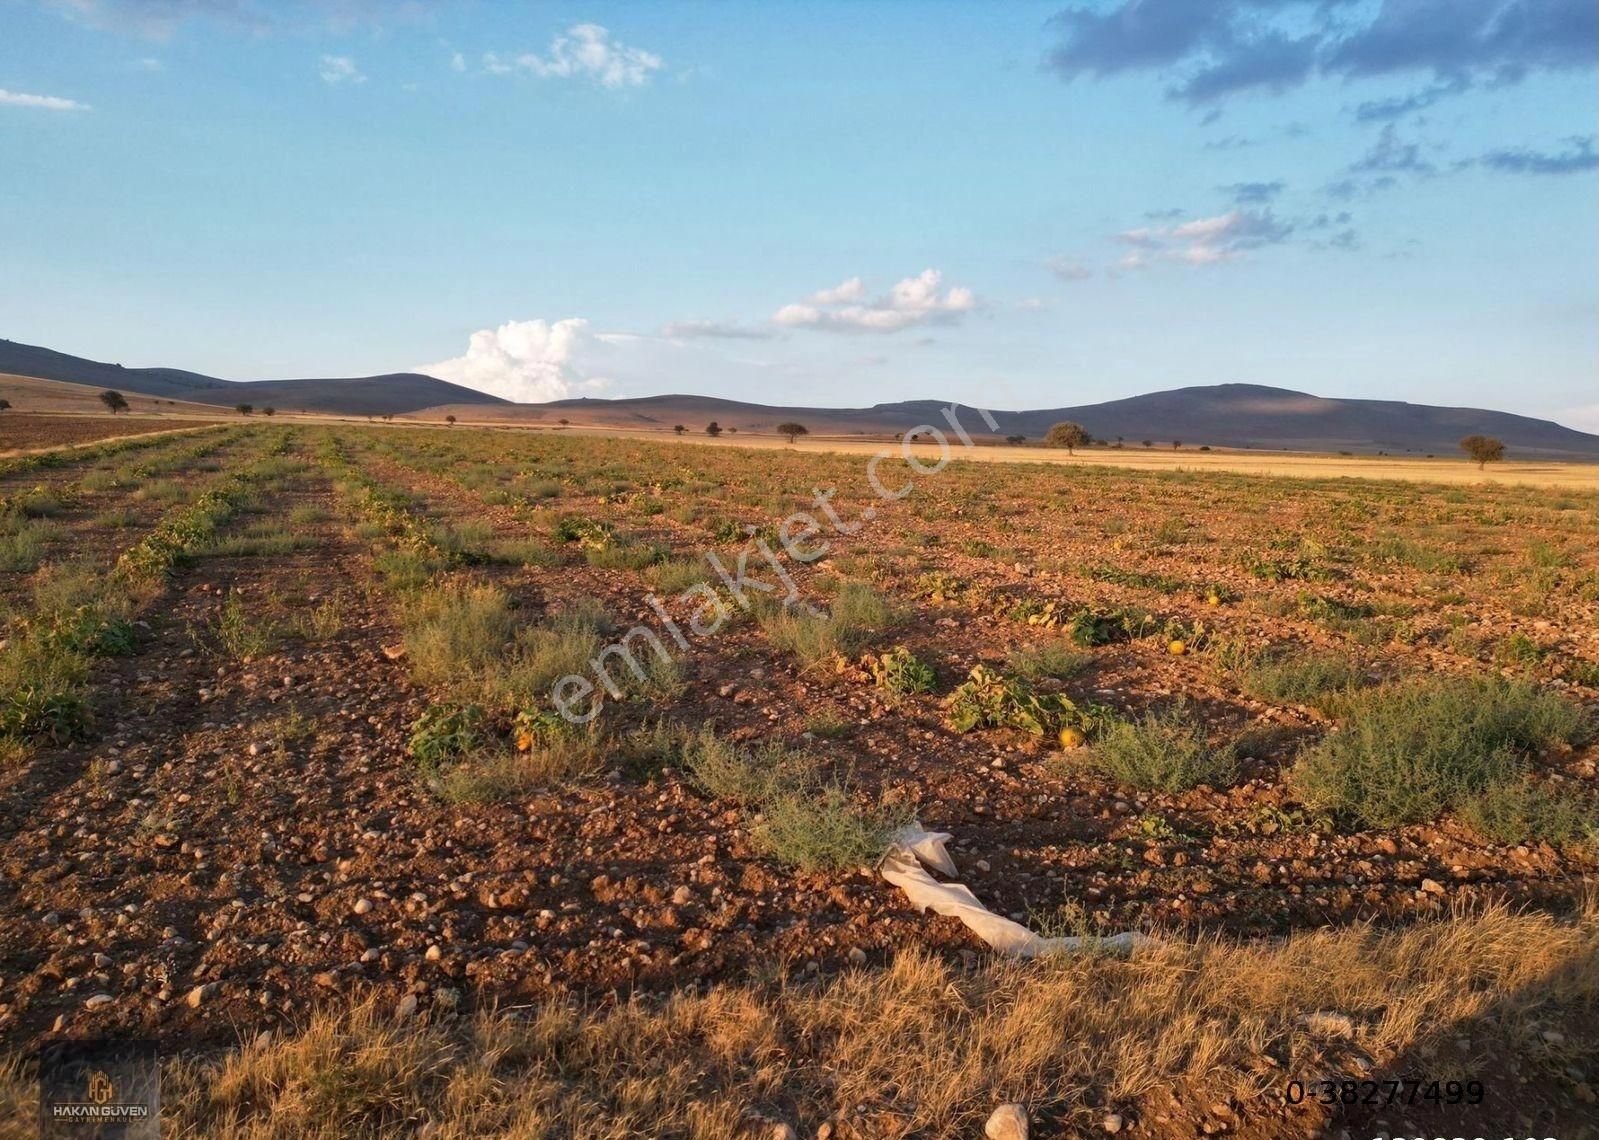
[1,416,1596,1138]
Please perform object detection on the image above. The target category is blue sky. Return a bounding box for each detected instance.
[2,0,1595,428]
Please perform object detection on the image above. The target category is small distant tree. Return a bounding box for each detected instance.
[705,421,722,437]
[446,414,457,427]
[1141,439,1152,448]
[776,421,809,444]
[1005,434,1026,445]
[726,426,737,434]
[1044,421,1090,454]
[1459,434,1505,469]
[558,418,569,425]
[263,406,276,417]
[673,424,687,435]
[236,403,254,416]
[0,398,11,411]
[1171,439,1182,449]
[382,413,393,423]
[99,390,129,414]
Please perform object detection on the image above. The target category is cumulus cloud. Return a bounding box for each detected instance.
[1046,0,1598,111]
[483,24,662,88]
[319,54,365,84]
[418,318,606,403]
[0,88,90,110]
[660,320,773,340]
[1115,209,1294,266]
[807,277,867,305]
[772,269,977,334]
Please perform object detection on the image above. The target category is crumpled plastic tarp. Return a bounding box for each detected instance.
[879,825,1156,958]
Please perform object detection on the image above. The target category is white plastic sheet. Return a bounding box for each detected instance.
[879,825,1155,958]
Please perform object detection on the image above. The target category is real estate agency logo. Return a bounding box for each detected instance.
[38,1039,159,1138]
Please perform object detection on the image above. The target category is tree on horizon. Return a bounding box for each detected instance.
[1459,434,1505,469]
[1044,421,1090,454]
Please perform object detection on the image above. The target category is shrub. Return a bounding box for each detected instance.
[1075,701,1236,792]
[404,583,516,690]
[1240,648,1369,706]
[680,728,906,870]
[1288,676,1589,830]
[1459,780,1589,846]
[762,583,899,667]
[439,727,605,802]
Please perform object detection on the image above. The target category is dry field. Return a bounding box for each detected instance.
[1,418,1596,1137]
[0,412,227,456]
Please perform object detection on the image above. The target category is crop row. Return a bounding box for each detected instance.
[0,431,297,757]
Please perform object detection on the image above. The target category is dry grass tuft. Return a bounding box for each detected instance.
[3,903,1589,1138]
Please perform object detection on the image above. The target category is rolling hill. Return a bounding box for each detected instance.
[4,336,1595,458]
[444,384,1599,459]
[0,339,507,417]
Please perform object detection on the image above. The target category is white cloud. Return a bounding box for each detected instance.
[1114,209,1292,266]
[483,23,662,89]
[418,318,610,403]
[1016,297,1050,311]
[808,276,866,305]
[449,51,466,72]
[773,269,977,334]
[0,88,90,111]
[319,55,366,85]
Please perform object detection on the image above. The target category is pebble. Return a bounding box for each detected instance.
[984,1103,1028,1140]
[396,993,419,1019]
[83,993,114,1010]
[1420,878,1445,896]
[353,897,374,915]
[186,983,217,1008]
[1103,1113,1124,1134]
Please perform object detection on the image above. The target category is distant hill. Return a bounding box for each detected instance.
[447,383,1599,459]
[0,339,507,416]
[5,337,1594,457]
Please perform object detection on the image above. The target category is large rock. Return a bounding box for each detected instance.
[984,1103,1029,1140]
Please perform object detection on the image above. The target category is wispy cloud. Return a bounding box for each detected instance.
[1047,0,1598,111]
[1115,209,1294,267]
[1220,179,1285,204]
[772,269,976,334]
[482,24,662,89]
[661,320,774,340]
[319,54,365,85]
[0,87,90,110]
[1477,136,1598,175]
[1044,255,1093,282]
